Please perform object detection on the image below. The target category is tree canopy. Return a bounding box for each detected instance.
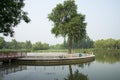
[48,0,87,53]
[94,38,120,49]
[0,0,30,37]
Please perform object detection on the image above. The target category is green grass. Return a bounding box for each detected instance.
[32,49,68,53]
[0,49,29,53]
[1,48,120,54]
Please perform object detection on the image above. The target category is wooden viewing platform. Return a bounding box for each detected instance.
[0,51,27,63]
[0,52,95,65]
[16,53,95,65]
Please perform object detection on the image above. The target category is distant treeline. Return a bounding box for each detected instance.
[0,37,49,51]
[63,36,94,49]
[94,38,120,49]
[0,37,120,51]
[0,36,93,51]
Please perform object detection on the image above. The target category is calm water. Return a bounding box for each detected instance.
[0,51,120,80]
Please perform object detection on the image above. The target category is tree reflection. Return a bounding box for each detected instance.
[94,49,120,63]
[64,65,88,80]
[77,62,91,68]
[0,64,26,76]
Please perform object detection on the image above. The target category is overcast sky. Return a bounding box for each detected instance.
[3,0,120,45]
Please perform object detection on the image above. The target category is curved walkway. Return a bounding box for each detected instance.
[18,53,95,60]
[16,53,95,65]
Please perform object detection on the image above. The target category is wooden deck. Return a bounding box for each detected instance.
[0,52,27,61]
[18,54,95,60]
[0,52,95,65]
[16,53,95,65]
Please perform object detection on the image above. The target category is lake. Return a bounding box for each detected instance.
[0,50,120,80]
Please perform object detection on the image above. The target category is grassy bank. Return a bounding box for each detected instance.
[0,49,29,53]
[1,48,120,54]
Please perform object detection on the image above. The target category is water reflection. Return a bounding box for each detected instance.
[77,62,91,68]
[94,49,120,64]
[0,64,27,80]
[1,50,120,80]
[0,59,120,80]
[64,65,88,80]
[0,61,92,80]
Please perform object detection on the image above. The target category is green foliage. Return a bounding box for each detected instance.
[48,0,86,53]
[94,38,120,49]
[25,40,32,50]
[72,36,94,49]
[0,37,5,49]
[115,39,120,49]
[49,43,64,50]
[11,39,18,49]
[0,0,30,37]
[0,37,49,51]
[49,36,93,50]
[32,42,49,50]
[4,39,32,50]
[63,36,93,49]
[0,49,27,53]
[0,37,32,51]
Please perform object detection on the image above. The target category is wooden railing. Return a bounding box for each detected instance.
[0,51,27,60]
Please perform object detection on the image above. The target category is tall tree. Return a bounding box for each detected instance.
[0,0,30,37]
[48,0,86,54]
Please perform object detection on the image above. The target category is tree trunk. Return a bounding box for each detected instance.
[68,36,72,54]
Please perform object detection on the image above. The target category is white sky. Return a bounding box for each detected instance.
[3,0,120,45]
